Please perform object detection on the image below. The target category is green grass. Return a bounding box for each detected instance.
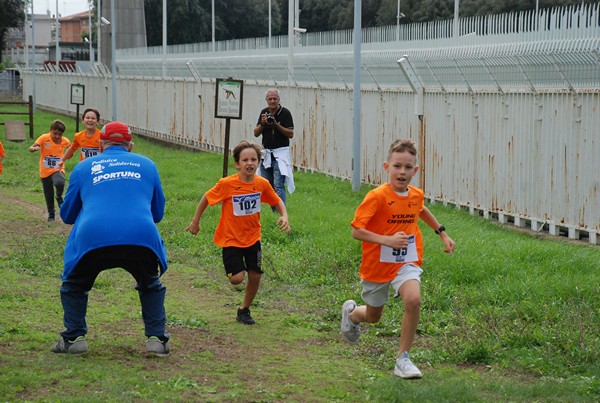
[1,106,599,401]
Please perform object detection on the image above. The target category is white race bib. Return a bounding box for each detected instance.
[43,156,61,169]
[380,234,418,263]
[232,193,261,216]
[81,147,100,159]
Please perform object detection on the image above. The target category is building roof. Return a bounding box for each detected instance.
[60,11,91,21]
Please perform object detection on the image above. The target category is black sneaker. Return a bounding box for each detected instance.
[236,307,256,325]
[56,197,64,208]
[48,214,55,222]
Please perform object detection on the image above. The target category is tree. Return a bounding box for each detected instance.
[0,0,25,60]
[144,0,211,46]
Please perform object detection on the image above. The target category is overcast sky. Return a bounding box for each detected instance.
[31,0,90,17]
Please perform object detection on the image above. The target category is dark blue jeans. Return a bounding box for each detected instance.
[260,157,286,206]
[59,245,169,342]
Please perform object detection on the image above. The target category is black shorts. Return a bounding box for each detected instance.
[222,241,263,278]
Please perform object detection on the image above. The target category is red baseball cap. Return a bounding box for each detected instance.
[101,121,132,142]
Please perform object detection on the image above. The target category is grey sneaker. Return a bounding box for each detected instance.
[51,336,88,354]
[394,353,423,379]
[340,300,361,344]
[146,336,170,356]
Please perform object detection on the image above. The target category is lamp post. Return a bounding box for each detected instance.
[110,0,117,120]
[287,0,294,81]
[97,0,102,64]
[212,0,215,51]
[162,0,167,77]
[396,0,405,41]
[30,1,37,112]
[88,1,93,63]
[55,0,60,70]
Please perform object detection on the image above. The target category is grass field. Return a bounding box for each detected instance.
[1,106,599,401]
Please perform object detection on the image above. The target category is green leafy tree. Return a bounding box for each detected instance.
[0,0,25,60]
[144,0,211,46]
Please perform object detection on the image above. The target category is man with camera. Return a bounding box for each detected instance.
[253,88,295,206]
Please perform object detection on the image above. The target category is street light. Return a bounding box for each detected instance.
[396,0,405,41]
[55,0,60,70]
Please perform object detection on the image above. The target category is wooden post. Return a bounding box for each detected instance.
[28,95,34,139]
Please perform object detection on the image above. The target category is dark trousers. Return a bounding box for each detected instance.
[59,245,169,342]
[41,171,65,216]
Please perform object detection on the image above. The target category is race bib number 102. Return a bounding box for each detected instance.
[233,193,261,216]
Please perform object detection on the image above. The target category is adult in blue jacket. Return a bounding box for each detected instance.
[53,121,170,356]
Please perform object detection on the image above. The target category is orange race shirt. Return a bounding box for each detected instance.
[71,129,101,160]
[34,133,71,178]
[206,174,281,248]
[350,184,425,283]
[0,141,5,174]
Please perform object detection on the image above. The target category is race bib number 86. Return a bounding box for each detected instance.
[233,193,261,216]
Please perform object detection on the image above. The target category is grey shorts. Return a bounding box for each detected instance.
[360,264,423,307]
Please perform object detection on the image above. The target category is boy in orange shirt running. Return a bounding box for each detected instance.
[28,120,71,221]
[187,140,291,325]
[341,139,455,379]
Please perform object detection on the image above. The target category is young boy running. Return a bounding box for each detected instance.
[28,119,71,221]
[187,140,291,325]
[341,139,455,379]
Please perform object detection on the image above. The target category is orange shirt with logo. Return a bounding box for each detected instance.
[34,133,71,178]
[350,184,425,283]
[71,129,101,160]
[205,174,281,248]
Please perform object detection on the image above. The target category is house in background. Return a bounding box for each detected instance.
[2,12,54,68]
[2,10,95,70]
[60,11,92,43]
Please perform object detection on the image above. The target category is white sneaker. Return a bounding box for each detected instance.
[394,354,423,379]
[340,300,361,344]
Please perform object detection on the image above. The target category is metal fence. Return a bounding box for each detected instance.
[18,4,600,244]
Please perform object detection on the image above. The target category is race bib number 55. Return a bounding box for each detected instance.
[380,234,418,263]
[233,193,261,216]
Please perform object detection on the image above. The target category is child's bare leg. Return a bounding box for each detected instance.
[397,279,421,355]
[228,272,244,285]
[350,304,384,324]
[241,270,261,309]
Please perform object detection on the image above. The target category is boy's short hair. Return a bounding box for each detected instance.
[388,139,417,160]
[50,120,66,133]
[233,140,263,162]
[82,108,100,121]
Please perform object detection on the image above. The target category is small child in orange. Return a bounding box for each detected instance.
[59,108,101,167]
[29,119,71,221]
[341,139,455,379]
[187,140,291,325]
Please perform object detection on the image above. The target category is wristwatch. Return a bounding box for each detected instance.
[435,225,446,235]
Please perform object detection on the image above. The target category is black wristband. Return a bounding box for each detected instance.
[435,225,446,235]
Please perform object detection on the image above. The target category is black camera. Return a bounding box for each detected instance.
[265,113,276,126]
